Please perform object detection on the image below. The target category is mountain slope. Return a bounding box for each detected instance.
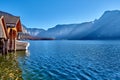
[38,22,93,39]
[27,28,45,37]
[83,10,120,40]
[37,10,120,40]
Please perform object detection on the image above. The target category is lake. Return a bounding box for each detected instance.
[4,40,120,80]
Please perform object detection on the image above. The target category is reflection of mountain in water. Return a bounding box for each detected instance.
[0,53,23,80]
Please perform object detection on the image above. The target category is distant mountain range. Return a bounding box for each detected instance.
[26,10,120,40]
[1,10,120,40]
[38,22,93,40]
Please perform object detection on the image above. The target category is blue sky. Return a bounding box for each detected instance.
[0,0,120,29]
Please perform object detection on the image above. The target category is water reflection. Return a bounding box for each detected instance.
[17,50,30,66]
[0,52,23,80]
[17,50,30,58]
[16,50,31,80]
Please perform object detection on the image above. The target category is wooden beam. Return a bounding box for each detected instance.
[9,29,13,52]
[4,39,8,55]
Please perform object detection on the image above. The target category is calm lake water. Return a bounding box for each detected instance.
[17,40,120,80]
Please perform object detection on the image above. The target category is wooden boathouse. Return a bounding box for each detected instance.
[4,15,22,51]
[0,16,9,54]
[0,14,24,54]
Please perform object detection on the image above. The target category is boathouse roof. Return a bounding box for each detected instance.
[0,13,19,24]
[0,14,22,32]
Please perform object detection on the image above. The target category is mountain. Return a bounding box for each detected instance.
[27,28,45,37]
[15,10,120,40]
[38,22,93,40]
[22,25,54,40]
[37,10,120,40]
[1,10,120,40]
[83,10,120,40]
[22,22,93,40]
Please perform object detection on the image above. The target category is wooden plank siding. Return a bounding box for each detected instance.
[0,16,8,39]
[0,16,9,54]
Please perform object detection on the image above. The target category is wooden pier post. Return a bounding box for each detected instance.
[9,29,13,52]
[13,38,16,52]
[0,39,5,55]
[13,30,17,52]
[4,39,8,55]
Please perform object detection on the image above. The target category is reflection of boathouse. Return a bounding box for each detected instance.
[0,14,29,54]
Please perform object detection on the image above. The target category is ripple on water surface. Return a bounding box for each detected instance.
[17,41,120,80]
